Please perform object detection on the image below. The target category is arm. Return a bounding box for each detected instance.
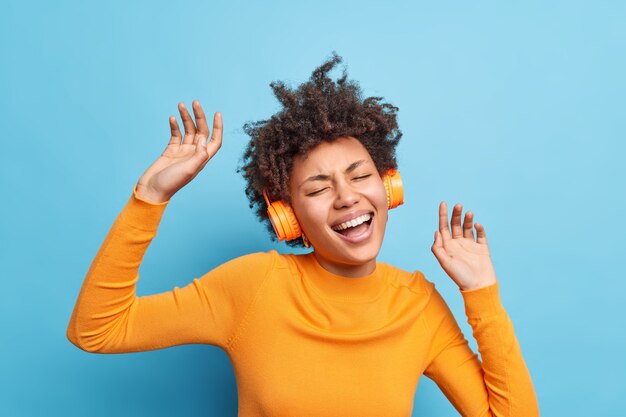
[425,201,539,415]
[66,186,274,353]
[66,100,267,353]
[422,278,539,416]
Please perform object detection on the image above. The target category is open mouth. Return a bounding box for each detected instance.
[331,213,374,240]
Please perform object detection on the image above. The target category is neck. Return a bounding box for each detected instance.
[312,251,377,278]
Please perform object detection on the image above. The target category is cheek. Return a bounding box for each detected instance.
[372,183,388,209]
[293,200,327,237]
[372,185,389,225]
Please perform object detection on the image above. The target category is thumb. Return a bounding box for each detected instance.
[191,135,210,164]
[431,231,450,265]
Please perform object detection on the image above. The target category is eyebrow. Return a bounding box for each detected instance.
[299,160,368,188]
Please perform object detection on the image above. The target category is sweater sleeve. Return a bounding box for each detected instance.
[422,276,540,417]
[66,185,274,354]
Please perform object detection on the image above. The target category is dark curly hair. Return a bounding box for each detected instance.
[238,52,402,247]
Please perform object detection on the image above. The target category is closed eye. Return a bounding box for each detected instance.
[306,188,328,196]
[353,174,372,180]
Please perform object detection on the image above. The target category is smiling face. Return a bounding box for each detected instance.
[288,136,389,277]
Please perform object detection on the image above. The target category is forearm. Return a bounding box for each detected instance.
[66,185,169,352]
[462,283,540,416]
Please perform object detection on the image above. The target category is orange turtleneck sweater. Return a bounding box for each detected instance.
[67,186,539,417]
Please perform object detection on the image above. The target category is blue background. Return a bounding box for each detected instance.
[1,1,624,415]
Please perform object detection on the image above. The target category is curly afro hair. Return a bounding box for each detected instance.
[238,52,402,248]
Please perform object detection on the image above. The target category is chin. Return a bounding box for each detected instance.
[322,234,384,267]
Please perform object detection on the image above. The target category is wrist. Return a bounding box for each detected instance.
[461,281,504,319]
[135,183,171,204]
[459,278,498,292]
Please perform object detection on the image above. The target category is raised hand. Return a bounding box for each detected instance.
[431,202,498,291]
[135,100,223,203]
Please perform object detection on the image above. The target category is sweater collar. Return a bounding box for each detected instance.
[295,252,387,302]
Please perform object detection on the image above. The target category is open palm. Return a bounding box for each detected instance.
[136,100,223,203]
[431,202,498,291]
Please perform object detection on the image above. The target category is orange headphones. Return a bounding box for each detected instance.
[263,169,404,241]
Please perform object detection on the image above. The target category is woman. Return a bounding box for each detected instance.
[67,53,539,416]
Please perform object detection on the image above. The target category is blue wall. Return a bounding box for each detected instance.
[1,1,624,415]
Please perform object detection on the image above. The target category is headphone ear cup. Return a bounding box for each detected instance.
[383,169,404,209]
[263,190,302,241]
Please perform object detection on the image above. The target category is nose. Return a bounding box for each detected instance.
[333,179,360,209]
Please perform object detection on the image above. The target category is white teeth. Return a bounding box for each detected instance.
[331,214,372,231]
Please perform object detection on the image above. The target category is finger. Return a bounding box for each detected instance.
[168,116,182,145]
[191,100,209,145]
[450,203,463,238]
[463,211,475,240]
[475,223,488,245]
[438,201,452,241]
[205,112,223,158]
[178,102,197,144]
